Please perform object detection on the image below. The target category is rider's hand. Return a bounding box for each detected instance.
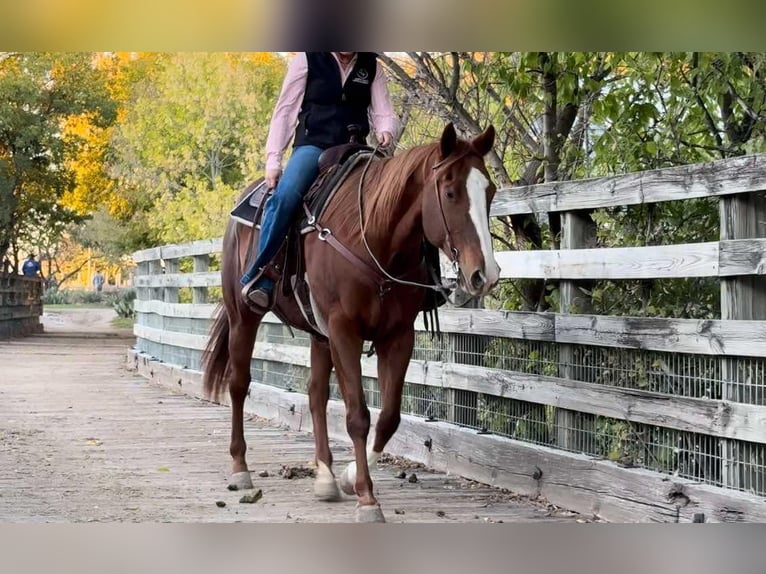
[377,131,393,149]
[265,168,281,189]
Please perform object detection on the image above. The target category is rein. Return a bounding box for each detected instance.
[305,143,475,307]
[355,145,467,295]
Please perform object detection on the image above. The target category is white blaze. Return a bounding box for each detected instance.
[466,168,500,286]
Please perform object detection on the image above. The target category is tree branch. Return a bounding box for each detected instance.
[685,52,725,155]
[449,52,460,102]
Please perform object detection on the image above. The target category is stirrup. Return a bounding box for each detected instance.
[247,287,275,312]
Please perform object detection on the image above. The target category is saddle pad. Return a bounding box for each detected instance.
[300,150,379,233]
[230,179,270,227]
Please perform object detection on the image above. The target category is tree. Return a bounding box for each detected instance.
[380,52,766,317]
[108,52,285,244]
[0,52,115,265]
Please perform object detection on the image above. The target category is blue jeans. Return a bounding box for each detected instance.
[240,145,323,291]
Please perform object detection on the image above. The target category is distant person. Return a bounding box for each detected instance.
[92,270,105,292]
[21,254,41,278]
[1,256,11,274]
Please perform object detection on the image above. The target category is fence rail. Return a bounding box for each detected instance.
[0,274,43,338]
[130,152,766,523]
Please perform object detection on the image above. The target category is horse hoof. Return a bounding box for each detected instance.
[229,471,254,490]
[356,503,386,523]
[314,477,341,501]
[314,461,341,501]
[339,462,356,496]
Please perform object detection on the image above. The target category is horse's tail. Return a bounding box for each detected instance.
[202,302,230,403]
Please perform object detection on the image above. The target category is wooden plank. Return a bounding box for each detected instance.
[719,238,766,277]
[0,308,41,321]
[414,308,555,341]
[720,191,766,489]
[192,255,210,304]
[133,238,223,263]
[485,239,766,280]
[444,363,766,444]
[132,298,766,358]
[163,259,180,304]
[7,333,576,524]
[554,314,766,357]
[133,299,283,325]
[135,300,219,319]
[132,350,766,523]
[132,246,162,264]
[493,241,721,280]
[135,323,766,443]
[134,271,221,289]
[160,238,223,260]
[147,260,163,302]
[490,153,766,216]
[557,210,596,452]
[133,324,442,387]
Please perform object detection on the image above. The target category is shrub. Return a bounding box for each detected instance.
[111,288,136,319]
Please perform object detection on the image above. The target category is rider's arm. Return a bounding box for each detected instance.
[369,63,399,142]
[264,53,309,173]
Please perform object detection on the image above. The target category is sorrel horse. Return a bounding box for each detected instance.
[202,123,500,522]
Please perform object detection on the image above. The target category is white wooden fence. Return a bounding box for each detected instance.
[128,153,766,523]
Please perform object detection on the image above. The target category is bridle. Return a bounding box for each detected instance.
[429,149,475,277]
[356,145,474,295]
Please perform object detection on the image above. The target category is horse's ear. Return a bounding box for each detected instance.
[472,125,496,157]
[440,122,457,159]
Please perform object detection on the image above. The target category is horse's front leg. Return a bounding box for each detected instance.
[370,327,413,455]
[308,335,340,501]
[227,314,261,490]
[338,326,414,506]
[327,317,384,522]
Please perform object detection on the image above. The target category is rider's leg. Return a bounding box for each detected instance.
[240,144,323,305]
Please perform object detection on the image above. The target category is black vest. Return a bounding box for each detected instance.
[293,52,378,149]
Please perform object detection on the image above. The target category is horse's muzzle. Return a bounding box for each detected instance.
[465,266,499,297]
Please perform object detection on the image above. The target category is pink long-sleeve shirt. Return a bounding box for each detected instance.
[264,52,400,172]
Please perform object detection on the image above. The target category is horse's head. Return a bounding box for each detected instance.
[422,123,501,297]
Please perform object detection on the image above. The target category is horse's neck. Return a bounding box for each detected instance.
[364,165,427,272]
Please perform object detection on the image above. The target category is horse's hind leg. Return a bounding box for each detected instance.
[227,313,261,490]
[308,335,340,501]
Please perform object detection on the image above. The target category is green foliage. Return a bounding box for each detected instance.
[41,287,135,309]
[72,207,149,262]
[0,52,115,261]
[388,52,766,317]
[111,288,136,319]
[109,52,285,245]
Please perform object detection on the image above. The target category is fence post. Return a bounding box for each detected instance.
[148,258,163,302]
[192,254,209,304]
[557,210,597,451]
[720,190,766,490]
[163,258,179,304]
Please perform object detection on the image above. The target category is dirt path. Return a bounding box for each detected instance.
[0,309,583,523]
[40,307,131,337]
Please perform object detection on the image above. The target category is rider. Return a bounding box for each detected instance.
[240,52,399,310]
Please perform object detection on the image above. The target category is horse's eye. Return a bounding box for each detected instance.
[445,189,455,200]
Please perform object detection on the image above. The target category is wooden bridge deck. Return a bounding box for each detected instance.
[0,309,585,523]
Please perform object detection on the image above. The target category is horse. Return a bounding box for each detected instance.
[201,122,501,522]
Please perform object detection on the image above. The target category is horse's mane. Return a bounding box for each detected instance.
[324,142,441,240]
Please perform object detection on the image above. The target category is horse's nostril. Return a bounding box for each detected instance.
[470,270,486,291]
